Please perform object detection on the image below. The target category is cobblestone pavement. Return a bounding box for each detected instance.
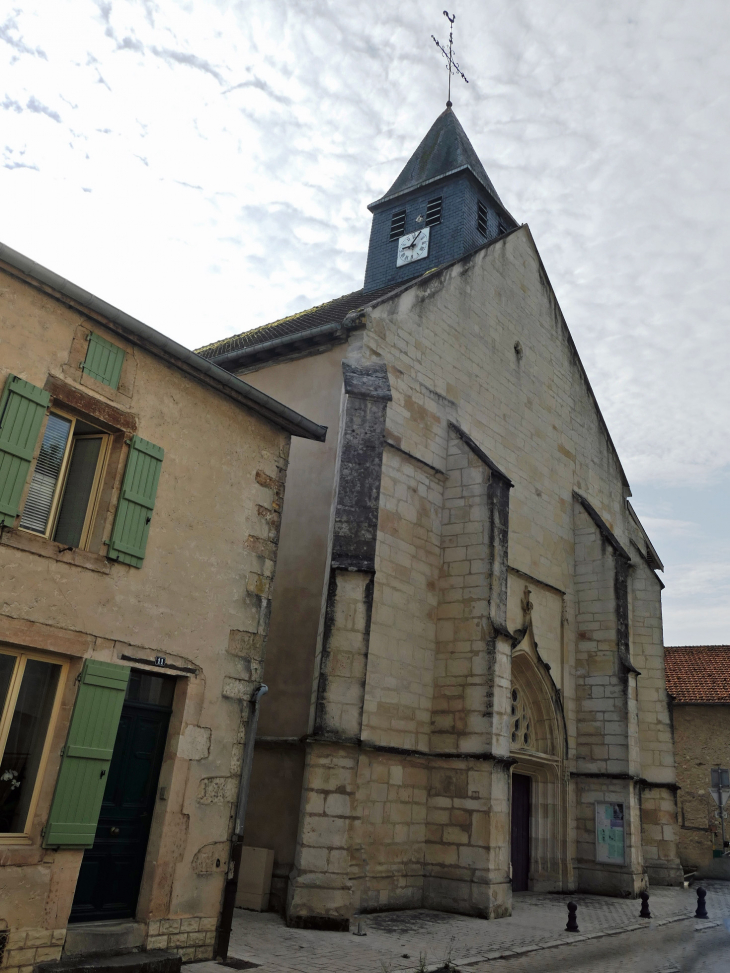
[183,881,730,973]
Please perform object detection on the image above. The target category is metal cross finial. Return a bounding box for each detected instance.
[432,10,468,108]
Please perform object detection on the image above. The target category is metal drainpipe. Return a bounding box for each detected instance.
[216,683,268,960]
[718,767,727,853]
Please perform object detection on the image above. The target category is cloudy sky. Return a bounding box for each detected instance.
[2,0,729,645]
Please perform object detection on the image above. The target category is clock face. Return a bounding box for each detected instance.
[396,227,430,267]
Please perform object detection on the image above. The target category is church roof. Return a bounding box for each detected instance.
[665,646,730,704]
[369,107,504,210]
[195,281,406,365]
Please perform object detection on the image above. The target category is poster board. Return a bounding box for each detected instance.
[595,802,625,864]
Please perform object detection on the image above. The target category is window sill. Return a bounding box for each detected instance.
[0,833,33,846]
[0,528,111,574]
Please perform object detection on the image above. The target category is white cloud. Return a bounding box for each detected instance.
[0,0,729,497]
[639,517,699,539]
[661,558,730,646]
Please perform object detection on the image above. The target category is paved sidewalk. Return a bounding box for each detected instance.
[184,881,730,973]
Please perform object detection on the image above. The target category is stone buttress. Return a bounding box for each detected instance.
[286,361,391,929]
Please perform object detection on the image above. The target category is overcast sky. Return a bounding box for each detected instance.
[2,0,729,645]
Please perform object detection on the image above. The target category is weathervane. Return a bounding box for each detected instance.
[432,10,468,108]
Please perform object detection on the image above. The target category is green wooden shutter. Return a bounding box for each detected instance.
[44,660,130,848]
[107,435,164,568]
[82,332,125,389]
[0,374,50,527]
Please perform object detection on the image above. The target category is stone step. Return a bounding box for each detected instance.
[35,949,181,973]
[63,921,146,958]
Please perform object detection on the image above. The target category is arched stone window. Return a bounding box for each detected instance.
[510,651,558,758]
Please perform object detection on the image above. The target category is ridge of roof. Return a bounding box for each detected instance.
[666,644,730,650]
[369,108,504,211]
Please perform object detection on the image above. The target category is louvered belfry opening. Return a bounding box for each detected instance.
[389,210,406,240]
[425,196,442,227]
[477,199,488,237]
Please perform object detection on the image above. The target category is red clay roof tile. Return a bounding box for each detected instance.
[665,645,730,704]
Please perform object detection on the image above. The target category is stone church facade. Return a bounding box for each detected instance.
[198,108,683,927]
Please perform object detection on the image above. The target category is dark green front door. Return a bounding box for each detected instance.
[69,671,174,923]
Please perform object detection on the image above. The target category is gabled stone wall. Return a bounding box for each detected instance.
[239,223,681,923]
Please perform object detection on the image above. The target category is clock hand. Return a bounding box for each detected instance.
[405,230,422,249]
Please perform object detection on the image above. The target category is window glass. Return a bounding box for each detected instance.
[126,670,175,708]
[0,658,61,833]
[54,436,103,548]
[20,414,72,534]
[0,653,17,720]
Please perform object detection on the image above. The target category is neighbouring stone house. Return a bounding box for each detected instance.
[196,107,683,928]
[0,242,325,970]
[665,645,730,875]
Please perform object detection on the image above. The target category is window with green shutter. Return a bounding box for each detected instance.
[106,435,164,568]
[81,333,125,390]
[0,374,51,527]
[44,660,130,848]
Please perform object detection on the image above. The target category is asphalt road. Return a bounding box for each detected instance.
[464,919,729,973]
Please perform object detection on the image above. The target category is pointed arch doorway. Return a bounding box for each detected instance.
[509,636,568,892]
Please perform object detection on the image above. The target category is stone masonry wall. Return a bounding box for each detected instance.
[628,553,681,884]
[144,916,218,963]
[363,444,441,751]
[352,752,429,913]
[355,226,677,898]
[423,758,511,918]
[673,705,730,869]
[0,261,295,965]
[1,928,66,973]
[433,429,511,757]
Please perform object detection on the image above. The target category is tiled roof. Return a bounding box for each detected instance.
[665,646,730,704]
[196,282,405,364]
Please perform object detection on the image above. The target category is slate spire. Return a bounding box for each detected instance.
[363,107,516,293]
[371,107,504,210]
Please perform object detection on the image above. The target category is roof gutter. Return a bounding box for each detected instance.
[0,242,326,442]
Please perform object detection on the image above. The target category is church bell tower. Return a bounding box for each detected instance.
[363,107,517,294]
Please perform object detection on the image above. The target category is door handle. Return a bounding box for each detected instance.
[110,826,120,836]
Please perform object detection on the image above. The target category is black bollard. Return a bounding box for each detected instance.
[695,887,708,920]
[639,890,651,919]
[566,901,579,932]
